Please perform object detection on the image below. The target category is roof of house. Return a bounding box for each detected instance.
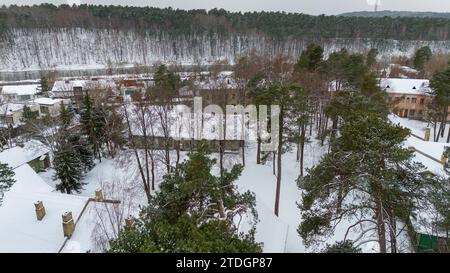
[0,164,91,253]
[389,114,448,176]
[1,84,40,96]
[0,103,27,114]
[380,78,431,95]
[0,140,50,169]
[33,98,63,105]
[52,79,117,93]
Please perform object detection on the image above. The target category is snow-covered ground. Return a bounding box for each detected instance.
[39,131,406,252]
[38,115,442,253]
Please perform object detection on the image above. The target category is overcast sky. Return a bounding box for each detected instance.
[1,0,450,15]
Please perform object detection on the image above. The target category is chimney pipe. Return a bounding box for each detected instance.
[441,153,448,166]
[34,201,46,221]
[62,212,75,238]
[95,189,103,201]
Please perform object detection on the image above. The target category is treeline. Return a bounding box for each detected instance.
[1,4,450,41]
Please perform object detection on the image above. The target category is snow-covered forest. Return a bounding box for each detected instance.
[2,5,450,71]
[2,28,450,71]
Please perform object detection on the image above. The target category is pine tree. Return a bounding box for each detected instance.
[39,76,49,97]
[68,134,95,172]
[0,163,15,206]
[298,113,433,253]
[21,105,38,123]
[154,64,180,92]
[323,240,362,253]
[59,102,73,129]
[80,94,106,159]
[413,46,433,71]
[109,142,261,253]
[295,43,324,72]
[53,102,85,194]
[429,67,450,142]
[53,142,84,194]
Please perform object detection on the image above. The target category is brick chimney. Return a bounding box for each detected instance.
[62,212,75,238]
[34,201,46,221]
[95,189,103,201]
[441,153,448,166]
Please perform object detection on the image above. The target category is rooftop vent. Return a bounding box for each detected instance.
[62,212,75,238]
[413,86,417,90]
[34,201,46,221]
[95,189,103,201]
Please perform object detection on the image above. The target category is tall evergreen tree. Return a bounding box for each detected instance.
[53,101,86,194]
[154,64,180,92]
[39,76,49,97]
[109,143,261,253]
[0,163,15,206]
[298,114,432,253]
[68,134,95,172]
[413,46,433,71]
[59,102,73,129]
[53,142,84,194]
[295,43,324,72]
[80,94,106,159]
[20,105,38,123]
[429,66,450,142]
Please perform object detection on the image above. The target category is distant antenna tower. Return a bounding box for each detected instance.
[374,0,380,12]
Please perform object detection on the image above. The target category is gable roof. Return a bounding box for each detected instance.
[1,84,40,96]
[0,164,90,253]
[52,79,117,93]
[0,140,50,169]
[33,98,63,105]
[380,78,431,95]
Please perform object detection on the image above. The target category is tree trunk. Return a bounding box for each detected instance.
[376,198,387,253]
[241,141,245,167]
[388,195,397,253]
[274,110,283,217]
[434,118,438,142]
[300,124,306,177]
[219,140,224,177]
[257,137,261,164]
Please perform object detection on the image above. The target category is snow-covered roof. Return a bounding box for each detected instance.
[1,84,40,96]
[0,103,27,114]
[0,140,50,169]
[52,79,117,93]
[389,114,449,175]
[380,78,431,95]
[33,98,63,105]
[0,164,90,253]
[195,72,237,90]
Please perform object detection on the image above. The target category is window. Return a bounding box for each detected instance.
[406,97,410,103]
[19,95,31,101]
[409,110,415,117]
[420,98,425,104]
[40,106,49,114]
[411,98,417,104]
[418,110,423,117]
